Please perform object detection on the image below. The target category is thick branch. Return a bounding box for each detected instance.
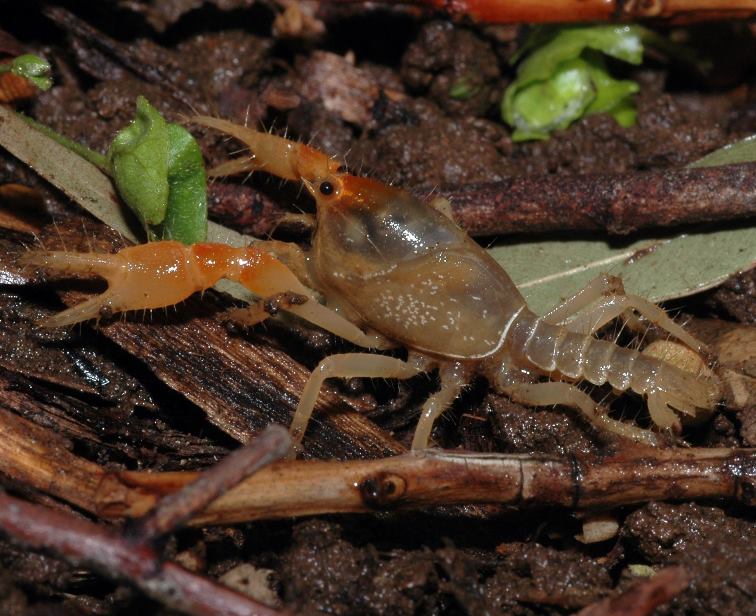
[3,400,752,526]
[440,162,756,237]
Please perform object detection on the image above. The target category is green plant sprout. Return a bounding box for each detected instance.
[19,92,207,244]
[4,54,207,244]
[502,25,645,141]
[108,97,207,243]
[0,54,52,91]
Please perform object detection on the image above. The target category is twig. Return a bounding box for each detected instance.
[3,399,753,526]
[134,426,291,542]
[207,164,756,239]
[577,567,691,616]
[0,427,294,616]
[99,447,756,525]
[42,6,199,109]
[321,0,756,24]
[438,162,756,237]
[0,492,289,616]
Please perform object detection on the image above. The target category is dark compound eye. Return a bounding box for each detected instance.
[319,181,334,196]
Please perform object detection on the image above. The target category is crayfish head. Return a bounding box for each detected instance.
[304,173,402,217]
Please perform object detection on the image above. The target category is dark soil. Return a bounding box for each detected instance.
[0,3,754,615]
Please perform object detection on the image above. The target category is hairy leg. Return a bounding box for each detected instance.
[288,353,426,457]
[411,362,470,450]
[503,381,660,446]
[543,274,704,352]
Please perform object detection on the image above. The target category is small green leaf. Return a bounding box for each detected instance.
[1,54,53,91]
[161,123,208,244]
[507,57,595,141]
[108,96,170,229]
[502,25,644,141]
[107,96,207,243]
[582,51,639,123]
[449,79,480,101]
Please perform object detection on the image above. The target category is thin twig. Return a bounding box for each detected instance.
[0,490,289,616]
[437,162,756,237]
[133,426,291,542]
[320,0,756,24]
[205,164,756,239]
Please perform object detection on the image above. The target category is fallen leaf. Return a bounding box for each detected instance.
[489,135,756,313]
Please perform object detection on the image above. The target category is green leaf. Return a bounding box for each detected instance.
[687,134,756,168]
[487,135,756,313]
[502,25,644,141]
[107,96,207,243]
[489,229,755,315]
[107,96,170,229]
[507,58,595,141]
[0,104,133,239]
[449,78,480,101]
[1,54,53,91]
[582,51,639,122]
[160,123,207,243]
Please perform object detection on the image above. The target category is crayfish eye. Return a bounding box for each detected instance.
[319,181,334,196]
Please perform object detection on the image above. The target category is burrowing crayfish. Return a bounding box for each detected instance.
[22,117,721,455]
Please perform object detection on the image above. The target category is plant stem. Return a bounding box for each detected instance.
[20,113,110,173]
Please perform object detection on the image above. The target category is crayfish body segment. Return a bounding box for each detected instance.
[24,118,722,455]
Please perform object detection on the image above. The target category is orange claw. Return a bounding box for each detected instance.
[20,241,309,327]
[20,241,383,348]
[193,116,340,182]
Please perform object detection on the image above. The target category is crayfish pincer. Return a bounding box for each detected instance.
[22,117,722,456]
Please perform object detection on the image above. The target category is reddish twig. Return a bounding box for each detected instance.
[577,566,691,616]
[321,0,756,24]
[0,490,289,616]
[134,426,291,542]
[0,426,292,615]
[439,162,756,237]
